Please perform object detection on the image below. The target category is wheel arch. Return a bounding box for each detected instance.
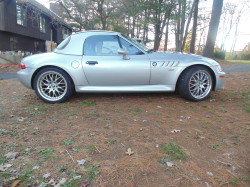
[31,65,75,90]
[175,64,216,92]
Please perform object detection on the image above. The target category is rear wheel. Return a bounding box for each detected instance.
[34,67,73,103]
[178,66,213,102]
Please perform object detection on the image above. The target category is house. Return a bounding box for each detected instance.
[0,0,72,53]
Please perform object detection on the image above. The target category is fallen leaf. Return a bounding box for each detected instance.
[9,176,19,181]
[48,178,56,186]
[5,152,19,159]
[33,166,39,170]
[0,163,13,171]
[207,172,213,176]
[54,178,67,187]
[82,180,89,186]
[166,162,174,167]
[73,175,81,180]
[11,180,21,187]
[77,159,86,165]
[171,129,181,133]
[43,173,50,179]
[125,148,134,156]
[17,117,27,122]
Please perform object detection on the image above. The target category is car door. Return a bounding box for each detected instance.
[81,35,150,86]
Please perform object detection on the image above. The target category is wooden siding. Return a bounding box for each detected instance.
[0,2,5,30]
[0,0,72,52]
[0,31,46,52]
[4,0,51,41]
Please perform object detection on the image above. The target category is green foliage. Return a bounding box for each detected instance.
[230,179,238,185]
[147,97,152,102]
[86,143,99,154]
[157,157,169,164]
[245,107,250,113]
[214,50,226,60]
[105,139,116,144]
[83,100,97,106]
[160,143,187,161]
[84,164,100,182]
[210,144,220,150]
[62,140,74,146]
[38,148,54,154]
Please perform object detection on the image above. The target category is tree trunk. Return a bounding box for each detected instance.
[131,17,135,38]
[203,0,223,58]
[190,0,199,54]
[164,19,170,51]
[181,0,195,52]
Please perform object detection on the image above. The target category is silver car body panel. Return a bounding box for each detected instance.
[82,54,150,86]
[17,30,225,93]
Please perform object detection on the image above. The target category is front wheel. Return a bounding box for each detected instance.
[178,66,213,102]
[34,67,73,103]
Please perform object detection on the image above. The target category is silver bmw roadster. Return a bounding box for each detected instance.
[17,31,225,103]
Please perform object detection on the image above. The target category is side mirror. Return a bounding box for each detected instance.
[118,48,130,60]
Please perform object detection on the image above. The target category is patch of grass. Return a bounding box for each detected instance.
[87,133,95,137]
[32,130,40,135]
[227,60,250,63]
[230,179,238,185]
[84,164,100,182]
[157,157,169,164]
[160,143,187,161]
[210,144,220,150]
[83,100,97,106]
[65,110,76,117]
[153,111,162,115]
[219,139,227,143]
[84,110,99,118]
[56,164,66,172]
[147,97,152,102]
[62,140,74,146]
[38,148,54,154]
[245,107,250,113]
[105,139,116,144]
[86,143,99,154]
[131,108,141,116]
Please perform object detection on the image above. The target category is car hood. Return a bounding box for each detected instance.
[147,51,219,66]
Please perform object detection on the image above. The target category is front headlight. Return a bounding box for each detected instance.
[215,65,222,72]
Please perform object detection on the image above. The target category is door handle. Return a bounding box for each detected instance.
[86,61,98,65]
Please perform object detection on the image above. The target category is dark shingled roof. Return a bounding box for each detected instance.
[17,0,72,30]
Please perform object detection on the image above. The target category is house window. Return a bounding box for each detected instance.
[34,42,39,51]
[62,28,69,39]
[16,4,26,26]
[40,17,46,33]
[10,37,18,50]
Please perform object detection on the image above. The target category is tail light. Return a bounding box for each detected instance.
[20,62,26,69]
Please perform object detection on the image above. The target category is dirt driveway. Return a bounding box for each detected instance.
[0,63,250,187]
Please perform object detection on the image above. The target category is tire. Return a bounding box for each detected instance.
[34,67,74,104]
[177,66,213,102]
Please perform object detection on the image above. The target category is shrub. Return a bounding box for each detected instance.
[214,50,226,60]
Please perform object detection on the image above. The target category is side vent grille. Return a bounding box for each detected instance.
[165,61,179,67]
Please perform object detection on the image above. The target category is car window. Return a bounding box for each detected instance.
[57,36,71,50]
[119,37,144,55]
[83,35,120,56]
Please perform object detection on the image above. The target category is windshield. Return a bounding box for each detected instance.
[121,34,150,53]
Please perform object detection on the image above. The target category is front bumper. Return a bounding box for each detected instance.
[17,68,36,89]
[214,71,225,91]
